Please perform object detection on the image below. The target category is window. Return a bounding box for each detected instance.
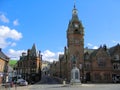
[75,29,78,32]
[114,54,119,60]
[97,57,106,67]
[85,63,91,70]
[113,63,120,70]
[74,29,80,34]
[94,73,101,80]
[104,73,110,80]
[84,52,89,60]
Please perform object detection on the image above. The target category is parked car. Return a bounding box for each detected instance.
[113,75,120,83]
[19,80,28,86]
[16,78,25,84]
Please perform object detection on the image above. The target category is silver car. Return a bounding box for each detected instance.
[19,80,28,86]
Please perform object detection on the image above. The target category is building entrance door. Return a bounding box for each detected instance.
[86,72,91,81]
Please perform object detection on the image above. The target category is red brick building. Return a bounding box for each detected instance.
[15,44,42,83]
[52,4,120,83]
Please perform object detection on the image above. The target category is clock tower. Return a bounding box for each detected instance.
[67,4,84,76]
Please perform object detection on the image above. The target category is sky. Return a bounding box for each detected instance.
[0,0,120,62]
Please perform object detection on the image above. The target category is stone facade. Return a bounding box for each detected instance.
[50,61,60,77]
[51,5,120,83]
[41,61,51,76]
[66,4,84,82]
[58,45,120,83]
[84,46,113,83]
[15,44,42,83]
[0,48,9,84]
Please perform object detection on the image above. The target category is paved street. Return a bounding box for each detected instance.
[38,75,62,84]
[1,84,120,90]
[1,76,120,90]
[28,84,120,90]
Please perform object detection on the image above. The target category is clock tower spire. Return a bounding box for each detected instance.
[67,1,84,78]
[72,0,79,22]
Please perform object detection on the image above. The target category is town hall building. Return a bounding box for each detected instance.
[50,4,120,83]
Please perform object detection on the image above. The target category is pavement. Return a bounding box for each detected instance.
[1,84,120,90]
[1,76,120,90]
[38,75,63,84]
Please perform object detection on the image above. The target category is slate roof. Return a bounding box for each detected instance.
[0,48,9,61]
[59,54,64,60]
[109,44,120,56]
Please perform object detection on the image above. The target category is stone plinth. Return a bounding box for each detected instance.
[70,66,81,85]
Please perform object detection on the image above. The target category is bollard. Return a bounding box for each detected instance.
[15,84,17,90]
[63,80,66,86]
[8,84,10,90]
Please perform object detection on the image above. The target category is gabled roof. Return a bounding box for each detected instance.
[30,43,38,57]
[59,54,64,60]
[89,49,99,58]
[0,48,9,61]
[89,45,110,58]
[109,44,120,56]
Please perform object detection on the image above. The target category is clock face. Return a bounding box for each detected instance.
[74,24,79,28]
[72,9,78,15]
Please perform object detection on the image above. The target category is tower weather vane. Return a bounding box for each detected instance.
[74,0,76,8]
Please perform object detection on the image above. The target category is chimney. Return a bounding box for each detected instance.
[27,49,31,56]
[103,44,107,51]
[22,52,26,56]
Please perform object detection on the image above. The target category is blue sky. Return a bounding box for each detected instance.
[0,0,120,62]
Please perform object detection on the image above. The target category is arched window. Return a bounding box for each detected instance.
[74,29,80,34]
[113,63,120,70]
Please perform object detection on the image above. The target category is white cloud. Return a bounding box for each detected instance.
[7,49,64,62]
[13,19,19,26]
[93,46,99,49]
[87,43,99,49]
[43,50,55,58]
[0,13,9,23]
[87,43,93,47]
[41,50,64,62]
[11,42,17,47]
[8,49,26,60]
[0,38,9,48]
[0,25,22,48]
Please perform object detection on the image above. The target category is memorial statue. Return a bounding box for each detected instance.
[71,55,76,64]
[70,55,81,84]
